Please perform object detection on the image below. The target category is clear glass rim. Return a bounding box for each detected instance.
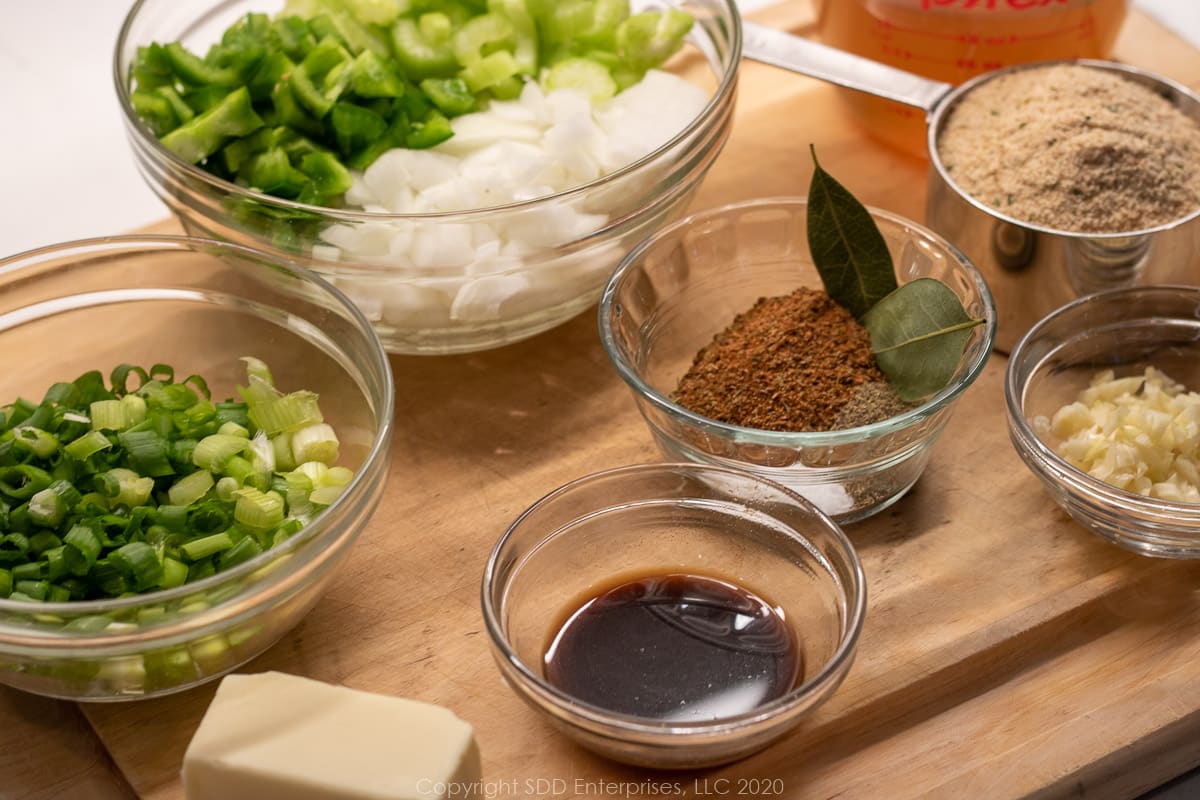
[597,196,998,447]
[479,462,868,737]
[0,234,395,622]
[112,0,743,223]
[1005,283,1200,525]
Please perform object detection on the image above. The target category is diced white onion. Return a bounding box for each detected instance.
[318,70,707,327]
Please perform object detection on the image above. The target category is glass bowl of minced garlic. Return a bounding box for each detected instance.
[1006,285,1200,558]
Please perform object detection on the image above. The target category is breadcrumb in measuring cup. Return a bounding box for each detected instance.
[1034,367,1200,501]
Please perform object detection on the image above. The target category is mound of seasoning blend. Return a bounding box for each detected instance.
[937,64,1200,233]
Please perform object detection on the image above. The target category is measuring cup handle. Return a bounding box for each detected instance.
[740,21,952,114]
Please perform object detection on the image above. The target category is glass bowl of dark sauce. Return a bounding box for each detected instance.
[481,463,866,768]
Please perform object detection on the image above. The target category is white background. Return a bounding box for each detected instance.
[2,1,1199,257]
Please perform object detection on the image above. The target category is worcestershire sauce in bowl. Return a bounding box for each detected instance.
[543,572,801,721]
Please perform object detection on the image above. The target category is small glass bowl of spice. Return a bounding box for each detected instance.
[481,462,866,769]
[598,197,995,523]
[1007,285,1200,558]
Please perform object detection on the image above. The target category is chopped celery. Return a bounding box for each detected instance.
[543,57,617,103]
[452,14,514,66]
[343,0,404,26]
[616,9,694,74]
[459,49,520,93]
[391,18,459,78]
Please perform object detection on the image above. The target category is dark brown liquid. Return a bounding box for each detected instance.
[543,572,800,721]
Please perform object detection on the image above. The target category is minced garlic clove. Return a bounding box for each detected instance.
[1040,366,1200,502]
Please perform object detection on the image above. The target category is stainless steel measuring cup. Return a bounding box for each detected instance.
[741,22,1200,353]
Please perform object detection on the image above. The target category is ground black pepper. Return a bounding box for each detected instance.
[671,287,886,432]
[835,381,915,429]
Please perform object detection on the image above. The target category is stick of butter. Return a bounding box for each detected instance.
[183,671,481,800]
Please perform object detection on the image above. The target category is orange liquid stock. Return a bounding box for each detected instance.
[812,0,1129,158]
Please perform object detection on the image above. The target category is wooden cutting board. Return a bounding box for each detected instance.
[25,4,1200,799]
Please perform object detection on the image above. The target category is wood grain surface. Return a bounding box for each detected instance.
[6,4,1200,800]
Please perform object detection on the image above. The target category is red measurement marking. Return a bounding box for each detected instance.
[880,21,980,42]
[922,0,1075,9]
[878,17,1093,44]
[1012,21,1091,41]
[880,44,918,60]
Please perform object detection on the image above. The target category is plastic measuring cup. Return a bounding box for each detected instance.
[809,0,1128,156]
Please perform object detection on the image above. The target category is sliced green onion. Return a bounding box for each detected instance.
[108,541,164,592]
[290,422,340,465]
[154,504,189,532]
[271,431,296,472]
[26,531,62,558]
[218,421,251,439]
[158,557,189,589]
[0,533,30,564]
[215,476,240,503]
[188,558,217,583]
[193,434,248,471]
[180,532,235,562]
[44,546,71,581]
[15,580,49,601]
[118,429,175,477]
[223,455,265,489]
[63,615,115,633]
[247,391,323,436]
[0,465,53,501]
[219,536,264,570]
[64,524,103,572]
[309,484,347,506]
[91,559,127,597]
[233,487,286,530]
[168,470,215,507]
[29,480,82,528]
[13,426,58,459]
[12,561,44,582]
[214,401,250,428]
[100,468,156,508]
[293,461,328,485]
[64,430,114,460]
[90,400,128,431]
[0,356,353,601]
[241,356,274,387]
[187,501,234,535]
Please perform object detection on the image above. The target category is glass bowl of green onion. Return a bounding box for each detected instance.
[113,0,740,355]
[0,235,393,701]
